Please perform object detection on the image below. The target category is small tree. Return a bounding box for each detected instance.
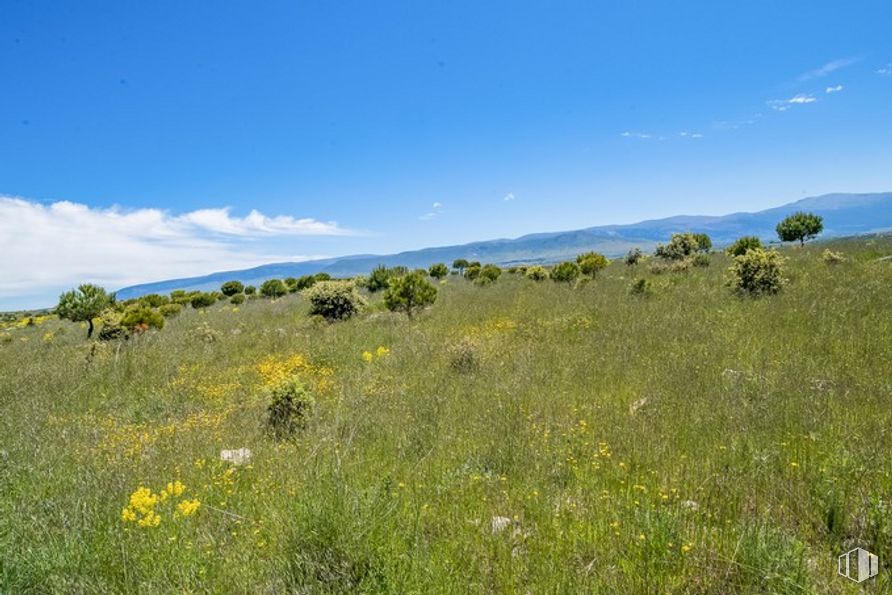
[577,251,609,276]
[465,264,482,281]
[429,263,449,280]
[220,280,244,296]
[727,248,786,295]
[452,259,469,275]
[625,248,644,265]
[776,212,824,246]
[260,279,288,299]
[384,271,438,318]
[56,284,112,338]
[190,292,217,309]
[551,261,580,284]
[314,272,332,282]
[120,305,165,332]
[294,275,316,290]
[654,233,698,260]
[477,264,501,284]
[726,236,763,257]
[692,233,712,253]
[367,265,392,292]
[244,285,257,295]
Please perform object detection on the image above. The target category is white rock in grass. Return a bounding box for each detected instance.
[681,500,699,511]
[491,516,513,534]
[220,447,252,466]
[629,397,648,415]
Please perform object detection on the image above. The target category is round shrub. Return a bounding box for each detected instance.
[577,251,609,276]
[691,253,710,267]
[525,265,549,281]
[220,280,244,296]
[384,271,437,318]
[244,285,257,295]
[822,249,846,264]
[625,248,644,265]
[120,305,165,331]
[159,303,183,318]
[654,233,698,260]
[727,248,786,295]
[366,265,392,292]
[629,278,652,297]
[260,279,288,299]
[139,293,170,307]
[428,263,449,280]
[448,337,480,373]
[190,292,217,309]
[551,261,580,284]
[266,377,314,438]
[230,293,246,305]
[476,264,501,284]
[726,236,763,257]
[305,281,367,321]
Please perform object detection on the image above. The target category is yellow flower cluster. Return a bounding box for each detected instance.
[362,346,390,362]
[121,481,200,528]
[256,353,334,393]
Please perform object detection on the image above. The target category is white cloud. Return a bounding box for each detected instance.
[503,192,515,201]
[620,131,653,139]
[0,196,349,309]
[767,94,817,111]
[798,57,858,81]
[679,131,704,139]
[432,201,442,208]
[418,212,438,221]
[825,84,844,93]
[877,63,892,76]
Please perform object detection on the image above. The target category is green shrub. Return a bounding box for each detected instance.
[305,281,367,321]
[244,285,257,295]
[654,233,699,260]
[260,279,288,299]
[448,337,480,373]
[428,263,449,280]
[822,249,846,264]
[314,272,332,282]
[190,292,217,309]
[629,278,652,296]
[120,306,165,331]
[625,248,644,265]
[465,264,482,281]
[366,265,392,292]
[220,280,244,296]
[230,293,246,305]
[266,377,314,438]
[97,308,127,341]
[56,284,113,338]
[525,265,549,281]
[692,233,712,252]
[294,276,316,291]
[452,258,470,275]
[384,271,438,318]
[476,264,501,284]
[577,251,609,276]
[692,253,710,267]
[159,303,183,318]
[551,261,580,284]
[139,293,170,307]
[726,236,763,257]
[727,248,786,295]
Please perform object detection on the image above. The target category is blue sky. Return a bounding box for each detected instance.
[1,0,892,308]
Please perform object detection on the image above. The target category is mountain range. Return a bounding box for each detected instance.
[115,192,892,299]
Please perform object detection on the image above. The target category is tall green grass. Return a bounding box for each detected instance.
[1,237,891,593]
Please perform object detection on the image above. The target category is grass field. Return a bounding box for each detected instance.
[2,237,891,593]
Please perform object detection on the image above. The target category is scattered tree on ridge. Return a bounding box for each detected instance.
[776,212,824,246]
[429,263,449,280]
[260,279,288,299]
[452,259,469,275]
[220,280,244,296]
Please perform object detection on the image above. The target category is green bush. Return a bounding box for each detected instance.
[190,293,217,309]
[629,278,652,296]
[822,249,846,264]
[305,281,367,321]
[654,233,699,260]
[428,263,449,280]
[525,265,549,281]
[577,251,609,276]
[551,261,580,284]
[159,303,183,318]
[139,293,170,308]
[244,285,257,295]
[476,264,501,284]
[266,377,315,438]
[220,280,244,296]
[120,306,165,331]
[727,248,786,295]
[294,276,317,291]
[691,253,710,267]
[384,271,438,318]
[692,233,712,253]
[97,308,127,341]
[314,272,332,282]
[726,236,763,257]
[56,284,113,338]
[260,279,288,299]
[465,264,482,281]
[448,337,480,373]
[366,265,392,292]
[230,293,246,305]
[625,248,644,265]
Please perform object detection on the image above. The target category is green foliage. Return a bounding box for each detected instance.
[550,261,580,284]
[428,263,449,280]
[577,251,609,276]
[629,277,652,296]
[314,272,332,282]
[56,284,113,338]
[220,280,244,296]
[230,294,246,305]
[294,276,317,291]
[260,279,288,299]
[120,306,165,332]
[305,281,367,321]
[158,303,183,318]
[822,249,846,265]
[190,292,217,309]
[476,264,501,284]
[96,308,127,341]
[727,248,786,295]
[452,258,469,274]
[464,264,482,281]
[726,236,763,257]
[244,285,257,295]
[692,233,712,253]
[448,337,480,373]
[654,233,699,260]
[776,211,824,246]
[266,377,314,439]
[366,265,392,293]
[525,265,549,281]
[384,271,438,318]
[691,253,710,267]
[625,248,644,265]
[139,294,170,308]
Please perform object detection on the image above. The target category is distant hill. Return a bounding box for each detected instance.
[115,192,892,299]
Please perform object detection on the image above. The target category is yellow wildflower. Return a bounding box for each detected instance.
[375,346,390,358]
[362,351,373,363]
[176,498,201,517]
[121,507,137,522]
[681,543,693,553]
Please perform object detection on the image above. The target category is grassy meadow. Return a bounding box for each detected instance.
[2,237,892,593]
